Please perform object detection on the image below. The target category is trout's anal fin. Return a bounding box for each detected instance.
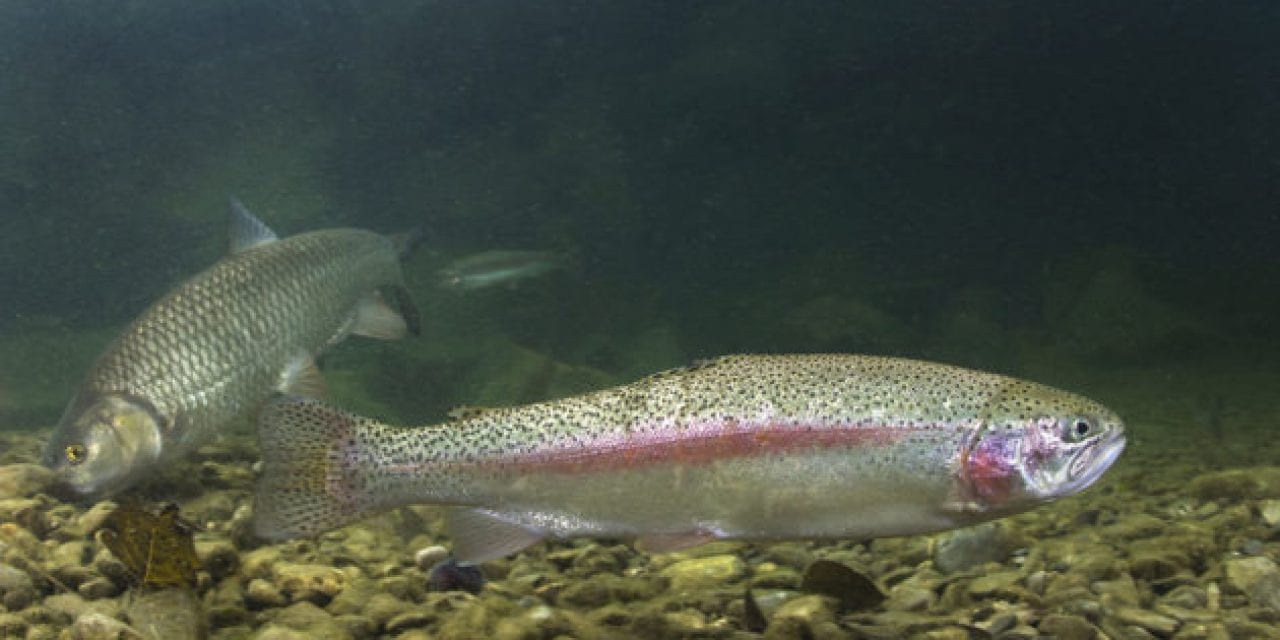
[447,508,544,565]
[228,196,280,253]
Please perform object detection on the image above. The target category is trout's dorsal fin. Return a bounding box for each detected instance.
[228,196,279,253]
[447,508,544,565]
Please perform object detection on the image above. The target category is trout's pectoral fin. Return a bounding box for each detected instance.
[349,292,410,340]
[277,353,327,399]
[447,508,544,565]
[635,530,719,554]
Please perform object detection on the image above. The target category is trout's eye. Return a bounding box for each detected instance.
[65,443,88,466]
[1066,418,1094,442]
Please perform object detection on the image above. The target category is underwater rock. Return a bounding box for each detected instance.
[426,557,486,594]
[324,577,380,617]
[272,601,348,640]
[0,464,53,499]
[195,538,240,581]
[1224,556,1280,613]
[1046,255,1217,362]
[1037,613,1100,640]
[413,545,450,570]
[361,592,414,629]
[1257,500,1280,527]
[274,563,349,604]
[763,594,837,640]
[0,562,35,609]
[1101,513,1166,540]
[1108,606,1179,636]
[67,612,142,640]
[659,554,746,591]
[246,578,288,608]
[932,522,1010,573]
[125,586,206,640]
[1189,468,1280,501]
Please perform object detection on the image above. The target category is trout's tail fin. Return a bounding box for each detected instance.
[252,398,383,541]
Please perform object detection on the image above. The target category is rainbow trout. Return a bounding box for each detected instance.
[45,199,419,498]
[253,354,1125,563]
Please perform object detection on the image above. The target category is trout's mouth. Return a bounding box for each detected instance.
[1063,428,1126,495]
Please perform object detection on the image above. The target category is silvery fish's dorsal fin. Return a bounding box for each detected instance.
[228,196,279,253]
[447,508,544,565]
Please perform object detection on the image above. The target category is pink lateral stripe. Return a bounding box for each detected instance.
[482,420,911,475]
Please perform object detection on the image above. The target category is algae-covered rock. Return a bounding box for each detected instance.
[0,464,53,499]
[1189,468,1280,501]
[275,563,349,604]
[1225,556,1280,613]
[0,562,35,610]
[67,612,142,640]
[659,554,747,591]
[932,522,1012,573]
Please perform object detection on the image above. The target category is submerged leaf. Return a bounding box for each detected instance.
[96,502,199,588]
[800,559,885,612]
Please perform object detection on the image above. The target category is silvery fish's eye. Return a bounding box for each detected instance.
[65,443,88,465]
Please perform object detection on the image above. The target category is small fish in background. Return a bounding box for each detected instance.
[44,198,420,498]
[435,250,566,291]
[253,354,1126,564]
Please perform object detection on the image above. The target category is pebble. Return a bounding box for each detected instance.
[1224,556,1280,613]
[76,576,121,600]
[413,545,450,570]
[658,554,746,591]
[1258,500,1280,527]
[1109,606,1179,636]
[0,464,53,500]
[195,538,240,581]
[0,562,35,609]
[246,578,288,608]
[275,563,349,603]
[1037,613,1098,640]
[67,612,141,640]
[933,523,1007,573]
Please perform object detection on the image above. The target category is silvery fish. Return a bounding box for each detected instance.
[45,198,419,498]
[436,250,564,291]
[253,354,1125,563]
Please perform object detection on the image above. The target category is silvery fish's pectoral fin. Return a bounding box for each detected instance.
[386,285,421,336]
[227,196,279,253]
[349,291,410,340]
[277,353,327,399]
[446,508,545,565]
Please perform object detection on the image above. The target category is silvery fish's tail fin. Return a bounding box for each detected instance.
[252,398,381,541]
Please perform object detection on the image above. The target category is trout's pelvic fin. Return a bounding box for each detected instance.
[252,398,368,541]
[447,508,545,565]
